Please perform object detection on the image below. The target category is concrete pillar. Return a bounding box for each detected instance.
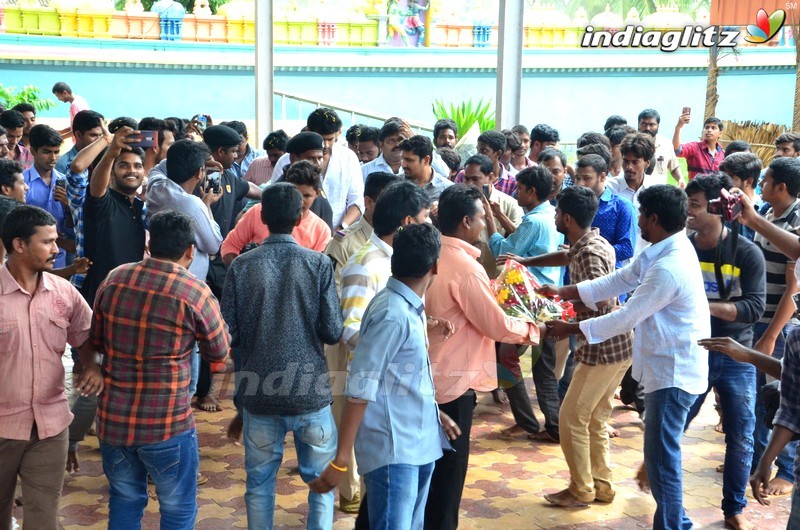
[255,0,273,143]
[496,0,524,130]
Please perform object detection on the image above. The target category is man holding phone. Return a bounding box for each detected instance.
[673,109,725,180]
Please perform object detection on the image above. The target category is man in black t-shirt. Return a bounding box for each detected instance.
[685,173,766,530]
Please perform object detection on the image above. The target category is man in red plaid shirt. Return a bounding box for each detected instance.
[91,211,229,530]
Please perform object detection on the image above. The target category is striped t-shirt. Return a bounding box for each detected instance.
[754,199,800,324]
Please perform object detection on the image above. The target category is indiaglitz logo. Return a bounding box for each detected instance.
[744,8,786,43]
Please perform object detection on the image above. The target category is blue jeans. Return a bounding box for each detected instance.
[364,463,435,530]
[243,406,336,530]
[684,351,755,517]
[752,322,797,482]
[645,387,698,530]
[100,428,199,530]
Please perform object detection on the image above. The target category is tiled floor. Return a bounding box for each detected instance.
[27,365,792,529]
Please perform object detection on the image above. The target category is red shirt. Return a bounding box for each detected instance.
[676,141,724,180]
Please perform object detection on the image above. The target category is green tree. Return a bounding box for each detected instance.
[0,84,56,112]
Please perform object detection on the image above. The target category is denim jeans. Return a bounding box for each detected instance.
[644,387,698,530]
[100,428,199,530]
[789,482,800,529]
[684,351,755,518]
[752,322,797,482]
[364,463,435,530]
[243,406,336,530]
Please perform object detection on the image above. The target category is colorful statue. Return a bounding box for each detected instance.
[405,0,430,46]
[387,0,409,46]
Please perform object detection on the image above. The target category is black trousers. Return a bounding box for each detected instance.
[355,389,477,530]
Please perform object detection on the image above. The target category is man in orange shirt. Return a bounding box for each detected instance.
[221,161,331,265]
[423,184,546,530]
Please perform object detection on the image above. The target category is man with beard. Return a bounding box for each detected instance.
[637,109,685,187]
[361,118,411,180]
[433,119,458,149]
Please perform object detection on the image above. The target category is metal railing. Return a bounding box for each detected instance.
[274,90,434,135]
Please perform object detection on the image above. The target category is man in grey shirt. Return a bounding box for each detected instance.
[146,139,223,280]
[221,182,343,530]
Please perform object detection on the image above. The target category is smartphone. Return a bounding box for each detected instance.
[482,184,491,199]
[193,114,208,130]
[128,131,158,149]
[205,171,221,193]
[55,177,67,190]
[682,106,691,116]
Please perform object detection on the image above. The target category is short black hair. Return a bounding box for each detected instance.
[637,108,660,124]
[28,124,62,150]
[437,184,483,236]
[0,125,6,137]
[638,185,687,233]
[434,119,458,138]
[284,160,322,192]
[537,147,567,168]
[576,143,612,167]
[502,130,522,152]
[221,120,247,139]
[437,147,461,173]
[0,110,24,131]
[531,124,560,143]
[685,172,733,203]
[52,81,72,94]
[391,222,441,279]
[372,180,431,237]
[345,124,362,144]
[477,130,506,154]
[2,205,56,253]
[264,129,289,151]
[261,182,303,234]
[511,124,529,137]
[620,132,656,161]
[0,196,21,237]
[0,159,24,191]
[165,117,186,141]
[306,107,342,135]
[556,186,598,229]
[769,157,800,197]
[577,131,612,150]
[575,153,608,175]
[72,110,104,134]
[517,165,553,201]
[364,172,401,201]
[704,116,724,131]
[719,152,761,187]
[775,132,800,152]
[11,103,35,115]
[464,153,493,176]
[604,115,627,131]
[379,118,406,142]
[108,116,138,134]
[357,126,380,147]
[399,135,433,161]
[724,140,751,157]
[605,125,636,147]
[148,211,196,261]
[166,140,210,184]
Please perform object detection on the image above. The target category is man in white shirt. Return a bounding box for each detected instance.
[361,119,410,180]
[271,108,364,230]
[637,108,686,188]
[545,185,710,530]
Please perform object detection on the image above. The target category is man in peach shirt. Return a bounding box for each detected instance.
[221,161,331,265]
[0,205,103,530]
[424,184,545,530]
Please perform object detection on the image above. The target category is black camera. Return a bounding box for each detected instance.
[707,188,742,222]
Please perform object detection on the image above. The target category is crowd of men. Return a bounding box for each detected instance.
[2,87,800,530]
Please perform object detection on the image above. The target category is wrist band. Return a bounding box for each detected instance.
[329,461,348,472]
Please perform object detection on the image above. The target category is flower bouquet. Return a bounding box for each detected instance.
[493,259,576,323]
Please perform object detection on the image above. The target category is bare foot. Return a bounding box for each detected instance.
[528,430,559,443]
[715,420,724,434]
[716,464,725,473]
[606,424,620,438]
[196,395,221,412]
[724,513,758,530]
[635,463,649,493]
[66,448,80,473]
[765,477,793,496]
[544,488,589,508]
[227,414,243,444]
[491,388,508,404]
[499,424,529,440]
